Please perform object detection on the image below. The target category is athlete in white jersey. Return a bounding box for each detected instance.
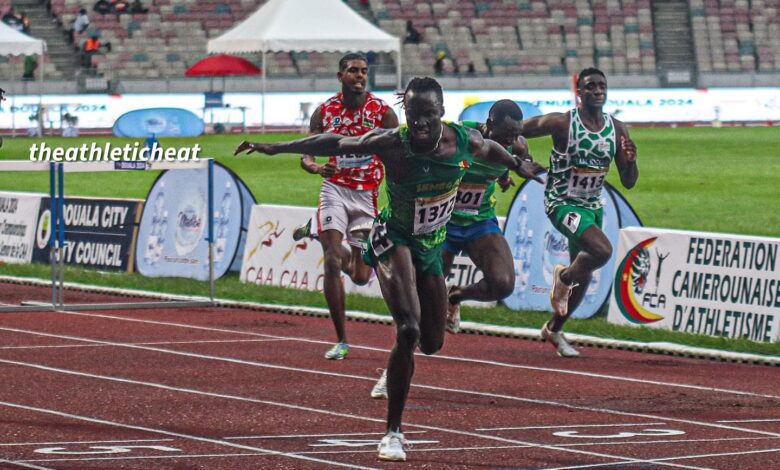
[523,68,638,357]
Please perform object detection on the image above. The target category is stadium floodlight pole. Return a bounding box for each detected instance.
[208,158,215,303]
[57,162,65,309]
[49,162,58,308]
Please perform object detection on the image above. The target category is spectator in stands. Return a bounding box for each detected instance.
[20,12,31,34]
[2,8,20,29]
[434,50,446,75]
[130,0,148,14]
[81,32,110,68]
[22,55,37,80]
[69,9,90,44]
[467,62,476,75]
[93,0,112,15]
[112,0,130,14]
[404,20,421,45]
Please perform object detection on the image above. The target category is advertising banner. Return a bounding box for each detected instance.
[32,197,143,272]
[502,174,642,318]
[608,227,779,343]
[240,204,495,306]
[0,191,42,264]
[113,108,205,137]
[3,87,780,130]
[135,161,254,280]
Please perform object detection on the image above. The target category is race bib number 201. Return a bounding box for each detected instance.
[414,189,457,235]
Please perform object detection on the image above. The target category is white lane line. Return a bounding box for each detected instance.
[1,325,778,441]
[477,422,667,431]
[0,338,288,350]
[0,460,53,470]
[226,431,427,440]
[22,453,266,464]
[553,447,780,470]
[0,400,377,470]
[31,308,780,401]
[21,441,780,465]
[0,438,175,447]
[0,357,708,470]
[717,419,780,423]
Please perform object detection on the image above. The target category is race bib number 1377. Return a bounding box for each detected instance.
[414,189,457,235]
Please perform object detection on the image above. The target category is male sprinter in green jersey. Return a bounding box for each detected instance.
[443,100,545,333]
[235,77,537,462]
[523,68,638,357]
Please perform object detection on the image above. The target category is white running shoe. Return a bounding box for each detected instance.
[445,301,461,334]
[541,323,580,358]
[370,369,388,399]
[377,431,406,461]
[550,264,578,317]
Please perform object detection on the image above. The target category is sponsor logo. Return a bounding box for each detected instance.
[614,237,665,324]
[563,212,581,234]
[174,204,203,255]
[36,209,52,250]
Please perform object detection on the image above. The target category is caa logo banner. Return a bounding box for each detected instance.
[613,237,665,324]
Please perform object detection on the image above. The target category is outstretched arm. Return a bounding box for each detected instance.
[521,112,570,154]
[497,136,545,191]
[613,119,638,189]
[469,129,544,184]
[299,106,338,178]
[234,128,398,160]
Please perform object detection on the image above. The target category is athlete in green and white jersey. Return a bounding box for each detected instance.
[442,101,544,333]
[235,78,538,462]
[523,68,638,358]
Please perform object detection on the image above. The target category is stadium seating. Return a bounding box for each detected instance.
[14,0,780,81]
[690,0,780,72]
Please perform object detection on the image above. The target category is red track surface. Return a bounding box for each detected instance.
[0,282,778,469]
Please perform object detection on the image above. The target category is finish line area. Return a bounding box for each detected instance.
[0,281,777,469]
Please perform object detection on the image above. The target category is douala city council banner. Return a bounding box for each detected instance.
[608,227,780,343]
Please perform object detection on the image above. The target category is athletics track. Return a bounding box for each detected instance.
[0,281,778,469]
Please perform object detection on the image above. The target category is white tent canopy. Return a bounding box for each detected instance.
[207,0,401,130]
[0,21,46,56]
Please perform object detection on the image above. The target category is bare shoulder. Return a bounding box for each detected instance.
[610,115,630,136]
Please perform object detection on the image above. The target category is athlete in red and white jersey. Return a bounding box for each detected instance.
[318,91,388,190]
[298,53,398,360]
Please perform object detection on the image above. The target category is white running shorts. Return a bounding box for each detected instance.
[317,179,379,247]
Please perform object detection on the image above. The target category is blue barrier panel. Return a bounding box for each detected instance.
[113,108,204,137]
[458,101,544,122]
[502,172,640,318]
[135,161,254,280]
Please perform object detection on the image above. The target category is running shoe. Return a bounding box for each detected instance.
[377,431,407,461]
[370,369,388,399]
[324,342,349,360]
[541,323,580,358]
[445,301,461,334]
[292,218,313,241]
[445,285,461,334]
[550,264,578,317]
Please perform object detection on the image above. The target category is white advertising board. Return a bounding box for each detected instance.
[3,87,780,130]
[240,204,494,306]
[608,227,779,343]
[0,191,43,264]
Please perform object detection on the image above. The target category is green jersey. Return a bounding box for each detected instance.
[449,120,509,226]
[544,108,616,213]
[382,122,473,249]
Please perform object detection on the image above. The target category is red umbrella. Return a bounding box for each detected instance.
[185,54,261,77]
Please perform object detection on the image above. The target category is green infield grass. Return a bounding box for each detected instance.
[1,127,778,356]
